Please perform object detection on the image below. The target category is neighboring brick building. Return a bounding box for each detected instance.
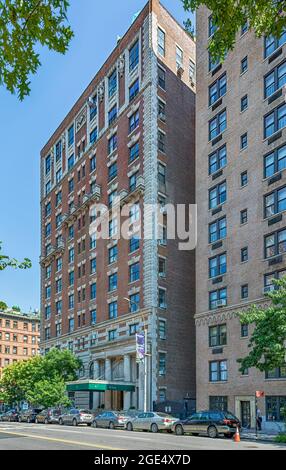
[0,309,40,379]
[40,0,196,411]
[196,6,286,431]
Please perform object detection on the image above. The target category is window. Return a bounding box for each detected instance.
[90,257,97,274]
[241,56,248,74]
[130,202,140,223]
[90,282,97,300]
[189,59,196,82]
[129,262,140,283]
[210,360,228,382]
[264,144,286,178]
[208,15,217,37]
[109,218,117,237]
[209,74,227,105]
[129,172,138,192]
[108,245,118,264]
[69,271,74,286]
[209,324,227,347]
[90,155,96,173]
[90,127,98,144]
[266,396,286,421]
[209,181,227,209]
[241,284,249,299]
[264,103,286,138]
[265,228,286,258]
[158,27,165,56]
[209,52,220,72]
[159,288,167,309]
[109,301,118,319]
[209,253,227,278]
[158,99,166,122]
[129,79,139,102]
[209,145,227,174]
[129,110,139,133]
[240,133,248,149]
[129,324,139,336]
[209,396,228,412]
[68,294,74,310]
[158,66,166,90]
[90,309,97,325]
[45,201,51,217]
[129,142,139,162]
[158,162,166,188]
[241,247,248,262]
[56,278,62,294]
[45,305,51,320]
[56,213,62,228]
[209,217,227,243]
[68,178,74,194]
[265,29,286,58]
[129,235,140,253]
[241,94,248,112]
[56,168,62,183]
[264,269,286,291]
[108,329,117,341]
[68,124,74,147]
[108,189,116,207]
[89,95,97,121]
[264,61,286,98]
[45,286,51,300]
[45,223,51,238]
[159,320,166,340]
[158,130,166,153]
[241,171,248,187]
[264,186,286,218]
[108,273,118,291]
[266,366,286,379]
[108,134,117,155]
[56,300,62,315]
[56,257,62,272]
[45,155,51,175]
[129,40,139,72]
[56,191,62,207]
[45,327,51,340]
[68,318,74,333]
[241,323,248,337]
[159,353,166,376]
[55,141,62,162]
[129,293,140,312]
[108,162,118,181]
[90,233,96,249]
[209,288,227,310]
[240,209,248,224]
[176,46,183,69]
[209,110,226,140]
[159,257,166,277]
[241,21,248,35]
[45,180,51,195]
[108,69,117,98]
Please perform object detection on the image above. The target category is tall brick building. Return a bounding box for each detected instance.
[196,6,286,431]
[40,0,196,411]
[0,309,40,379]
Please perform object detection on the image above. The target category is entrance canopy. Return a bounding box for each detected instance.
[66,380,135,392]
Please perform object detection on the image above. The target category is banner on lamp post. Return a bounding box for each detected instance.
[136,332,145,363]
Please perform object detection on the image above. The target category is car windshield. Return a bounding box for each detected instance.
[80,409,90,414]
[224,412,238,420]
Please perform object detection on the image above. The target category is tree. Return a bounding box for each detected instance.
[12,305,21,312]
[238,277,286,373]
[182,0,286,60]
[0,241,31,271]
[0,349,81,406]
[0,0,73,100]
[0,301,8,311]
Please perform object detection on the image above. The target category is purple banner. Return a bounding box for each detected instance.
[136,332,145,363]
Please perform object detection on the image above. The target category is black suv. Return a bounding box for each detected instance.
[19,408,43,423]
[172,410,241,438]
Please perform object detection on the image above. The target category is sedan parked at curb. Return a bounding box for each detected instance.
[35,408,62,424]
[172,411,241,438]
[18,408,43,424]
[126,412,177,433]
[92,411,137,429]
[58,408,93,426]
[1,410,19,422]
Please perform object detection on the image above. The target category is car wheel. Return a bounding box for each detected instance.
[175,424,184,436]
[72,419,78,427]
[208,425,218,439]
[92,420,97,428]
[59,418,63,425]
[151,423,159,433]
[126,422,133,431]
[109,421,115,430]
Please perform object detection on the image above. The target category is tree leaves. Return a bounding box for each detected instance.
[0,0,74,100]
[238,278,286,373]
[0,241,31,271]
[182,0,286,60]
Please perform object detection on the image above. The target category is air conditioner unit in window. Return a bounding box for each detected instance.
[216,299,227,308]
[158,111,166,122]
[263,285,275,295]
[176,64,184,76]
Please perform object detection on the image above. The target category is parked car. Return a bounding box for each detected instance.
[1,410,19,422]
[92,411,135,429]
[18,408,43,423]
[35,408,62,424]
[58,408,93,426]
[125,412,177,433]
[172,410,241,438]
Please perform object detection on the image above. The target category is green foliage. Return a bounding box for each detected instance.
[0,301,8,311]
[183,18,195,39]
[0,241,31,271]
[12,305,21,312]
[275,434,286,443]
[0,349,81,407]
[182,0,286,60]
[238,278,286,373]
[0,0,74,100]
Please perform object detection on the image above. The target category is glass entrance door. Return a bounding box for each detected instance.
[241,401,251,428]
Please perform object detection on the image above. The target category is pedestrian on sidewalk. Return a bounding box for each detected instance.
[256,409,262,431]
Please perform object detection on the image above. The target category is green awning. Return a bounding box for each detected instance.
[66,381,135,392]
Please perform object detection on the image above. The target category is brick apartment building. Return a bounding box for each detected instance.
[40,0,196,411]
[0,309,40,380]
[196,6,286,431]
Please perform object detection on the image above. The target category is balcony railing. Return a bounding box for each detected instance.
[62,184,101,225]
[40,238,65,266]
[120,175,145,206]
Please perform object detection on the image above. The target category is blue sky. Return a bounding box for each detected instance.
[0,0,193,313]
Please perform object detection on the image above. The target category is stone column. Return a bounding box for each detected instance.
[104,357,112,409]
[93,360,100,410]
[123,355,131,410]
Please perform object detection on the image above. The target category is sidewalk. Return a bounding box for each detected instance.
[241,429,280,442]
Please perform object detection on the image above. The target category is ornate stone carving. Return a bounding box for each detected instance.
[76,106,87,132]
[98,81,105,101]
[118,55,125,77]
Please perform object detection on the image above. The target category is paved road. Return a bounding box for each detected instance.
[0,422,285,450]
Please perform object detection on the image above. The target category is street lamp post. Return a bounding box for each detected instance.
[124,298,149,412]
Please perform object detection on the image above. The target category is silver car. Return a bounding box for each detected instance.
[125,412,177,433]
[58,408,93,426]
